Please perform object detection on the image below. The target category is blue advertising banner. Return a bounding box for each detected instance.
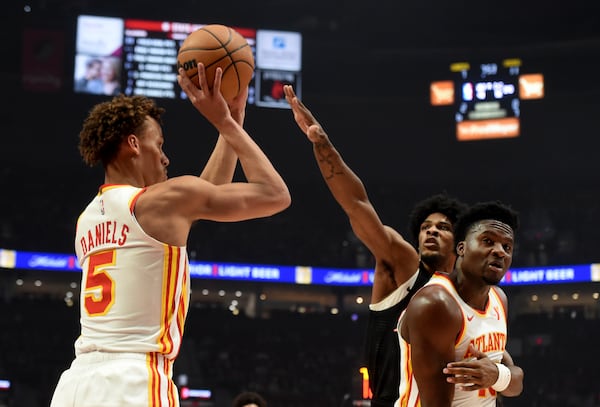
[1,248,599,287]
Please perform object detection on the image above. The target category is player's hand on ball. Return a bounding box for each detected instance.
[177,25,254,103]
[178,64,230,127]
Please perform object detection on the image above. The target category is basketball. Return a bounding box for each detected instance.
[177,24,254,102]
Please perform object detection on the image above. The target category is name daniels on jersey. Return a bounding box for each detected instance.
[79,220,130,256]
[465,332,506,358]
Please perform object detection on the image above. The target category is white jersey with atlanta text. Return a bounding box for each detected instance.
[74,184,190,360]
[396,272,507,407]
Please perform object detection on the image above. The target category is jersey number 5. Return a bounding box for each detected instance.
[83,250,116,316]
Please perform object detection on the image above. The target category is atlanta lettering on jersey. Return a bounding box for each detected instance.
[80,220,130,256]
[465,332,506,358]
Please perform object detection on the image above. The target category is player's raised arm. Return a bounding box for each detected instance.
[174,65,290,223]
[284,84,418,300]
[198,86,248,185]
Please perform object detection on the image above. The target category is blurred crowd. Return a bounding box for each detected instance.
[0,295,598,407]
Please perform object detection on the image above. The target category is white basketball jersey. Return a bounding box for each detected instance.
[74,185,190,360]
[396,272,507,407]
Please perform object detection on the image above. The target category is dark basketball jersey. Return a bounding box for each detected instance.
[365,265,431,407]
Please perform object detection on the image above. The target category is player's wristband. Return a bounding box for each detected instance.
[492,363,511,392]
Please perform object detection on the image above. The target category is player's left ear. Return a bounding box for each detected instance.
[126,134,141,154]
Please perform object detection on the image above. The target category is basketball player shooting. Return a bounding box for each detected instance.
[50,64,290,406]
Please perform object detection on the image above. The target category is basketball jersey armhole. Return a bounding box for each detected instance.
[369,268,420,311]
[129,187,147,215]
[426,275,467,345]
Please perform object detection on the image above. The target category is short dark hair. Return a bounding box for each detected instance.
[232,391,267,407]
[78,95,165,167]
[407,193,468,244]
[454,200,520,244]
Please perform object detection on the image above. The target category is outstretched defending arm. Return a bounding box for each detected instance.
[284,85,418,303]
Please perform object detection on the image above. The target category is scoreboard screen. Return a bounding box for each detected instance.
[430,59,544,141]
[73,15,302,109]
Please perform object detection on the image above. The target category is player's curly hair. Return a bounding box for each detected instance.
[407,193,468,245]
[79,94,165,166]
[453,200,520,244]
[232,391,267,407]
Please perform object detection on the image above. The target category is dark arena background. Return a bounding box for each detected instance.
[2,0,600,406]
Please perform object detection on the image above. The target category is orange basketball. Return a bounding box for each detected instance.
[177,24,254,102]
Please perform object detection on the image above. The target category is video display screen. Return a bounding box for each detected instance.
[430,59,544,141]
[73,15,302,109]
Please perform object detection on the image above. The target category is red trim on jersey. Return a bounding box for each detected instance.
[431,271,451,283]
[473,288,493,317]
[399,344,422,407]
[148,353,160,406]
[129,187,147,215]
[174,263,189,357]
[165,359,175,406]
[399,345,410,407]
[430,273,468,345]
[99,184,128,193]
[159,246,175,354]
[489,287,508,321]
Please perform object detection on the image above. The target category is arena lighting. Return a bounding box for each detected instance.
[0,379,10,390]
[179,387,211,400]
[1,248,600,287]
